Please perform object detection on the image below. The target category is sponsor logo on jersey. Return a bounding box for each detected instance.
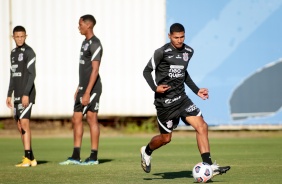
[185,104,198,113]
[166,120,173,128]
[168,65,184,78]
[79,60,85,64]
[12,72,22,77]
[164,96,181,104]
[12,49,16,52]
[14,97,20,101]
[21,48,25,52]
[176,55,182,59]
[164,48,172,52]
[18,53,24,61]
[183,52,189,61]
[11,64,18,72]
[78,86,83,90]
[167,55,174,59]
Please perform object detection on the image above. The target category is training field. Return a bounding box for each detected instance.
[0,131,281,184]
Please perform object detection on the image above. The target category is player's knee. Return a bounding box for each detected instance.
[196,122,208,134]
[162,136,171,145]
[21,128,26,135]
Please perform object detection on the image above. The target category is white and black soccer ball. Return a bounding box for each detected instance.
[192,162,213,183]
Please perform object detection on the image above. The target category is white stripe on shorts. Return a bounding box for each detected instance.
[157,118,172,133]
[19,103,33,119]
[82,93,97,114]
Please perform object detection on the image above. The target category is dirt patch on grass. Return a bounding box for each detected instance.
[0,118,281,138]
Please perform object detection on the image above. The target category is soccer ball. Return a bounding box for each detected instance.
[192,162,213,183]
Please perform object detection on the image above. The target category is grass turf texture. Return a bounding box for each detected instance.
[0,132,281,184]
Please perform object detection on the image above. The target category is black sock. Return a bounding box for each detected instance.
[71,147,81,160]
[145,144,153,156]
[25,150,31,160]
[90,150,98,160]
[30,149,35,160]
[201,152,212,165]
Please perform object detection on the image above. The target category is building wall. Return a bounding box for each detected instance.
[0,0,166,117]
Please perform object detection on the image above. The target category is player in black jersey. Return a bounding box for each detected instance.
[140,23,230,177]
[60,15,103,166]
[6,26,37,167]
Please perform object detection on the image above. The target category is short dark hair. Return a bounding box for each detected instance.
[170,23,185,34]
[13,26,26,34]
[81,14,96,27]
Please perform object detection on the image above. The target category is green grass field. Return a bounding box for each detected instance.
[0,131,282,184]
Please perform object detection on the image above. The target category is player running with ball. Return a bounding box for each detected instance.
[140,23,230,177]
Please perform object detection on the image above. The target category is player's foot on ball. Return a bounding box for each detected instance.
[140,146,151,173]
[15,156,31,167]
[80,157,99,165]
[59,157,81,165]
[211,161,231,177]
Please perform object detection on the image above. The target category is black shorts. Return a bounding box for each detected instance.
[14,103,33,121]
[156,97,202,134]
[74,90,101,115]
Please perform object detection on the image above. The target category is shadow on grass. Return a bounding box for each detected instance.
[99,159,113,164]
[144,170,193,180]
[37,160,48,165]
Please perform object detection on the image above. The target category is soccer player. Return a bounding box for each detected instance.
[60,14,103,165]
[6,26,37,167]
[140,23,230,176]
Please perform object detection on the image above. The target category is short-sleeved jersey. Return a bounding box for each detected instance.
[7,43,36,104]
[143,43,199,108]
[78,35,103,94]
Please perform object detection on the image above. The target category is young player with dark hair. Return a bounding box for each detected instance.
[60,14,103,165]
[140,23,230,177]
[6,25,37,167]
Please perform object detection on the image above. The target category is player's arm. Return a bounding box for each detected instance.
[143,49,166,92]
[184,71,208,100]
[82,61,100,106]
[6,64,14,108]
[22,50,36,107]
[81,43,102,106]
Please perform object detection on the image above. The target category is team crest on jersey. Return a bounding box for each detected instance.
[183,52,189,61]
[166,120,173,128]
[18,53,24,61]
[83,43,89,51]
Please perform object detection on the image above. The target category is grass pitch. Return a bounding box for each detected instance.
[0,131,281,184]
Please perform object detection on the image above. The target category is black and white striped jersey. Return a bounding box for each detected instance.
[78,35,103,93]
[7,43,36,104]
[143,43,199,107]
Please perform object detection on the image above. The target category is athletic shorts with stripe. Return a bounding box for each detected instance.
[156,97,203,134]
[74,90,101,115]
[13,103,33,122]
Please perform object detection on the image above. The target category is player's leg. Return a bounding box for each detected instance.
[15,103,36,167]
[59,112,83,165]
[140,116,178,173]
[185,116,210,157]
[185,116,230,176]
[80,111,100,165]
[81,92,101,165]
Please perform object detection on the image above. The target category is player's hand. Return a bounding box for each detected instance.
[6,97,13,109]
[81,93,90,106]
[156,85,171,93]
[22,95,29,108]
[197,88,209,100]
